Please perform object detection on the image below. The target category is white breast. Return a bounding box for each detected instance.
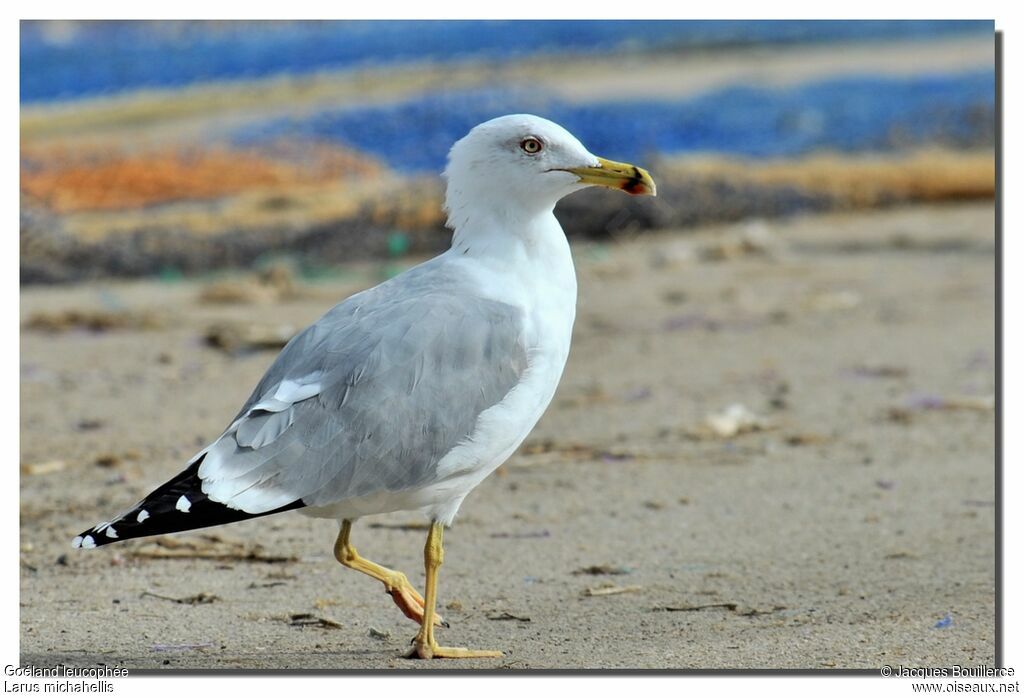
[420,215,577,521]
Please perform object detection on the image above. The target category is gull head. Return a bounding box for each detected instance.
[443,114,655,231]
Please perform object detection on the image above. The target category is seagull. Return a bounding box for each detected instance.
[72,114,656,659]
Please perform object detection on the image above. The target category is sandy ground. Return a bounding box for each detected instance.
[19,203,996,670]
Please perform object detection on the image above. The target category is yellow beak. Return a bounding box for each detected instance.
[563,157,657,196]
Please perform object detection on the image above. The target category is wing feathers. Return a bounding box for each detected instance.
[74,258,528,549]
[71,454,303,548]
[80,258,528,543]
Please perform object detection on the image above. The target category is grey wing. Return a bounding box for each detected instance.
[196,269,528,514]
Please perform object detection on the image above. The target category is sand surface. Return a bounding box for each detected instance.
[20,203,996,670]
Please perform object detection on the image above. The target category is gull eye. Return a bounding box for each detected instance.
[519,137,543,155]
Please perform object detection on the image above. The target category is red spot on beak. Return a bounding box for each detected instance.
[623,179,646,195]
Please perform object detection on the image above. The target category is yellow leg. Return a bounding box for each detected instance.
[334,520,445,628]
[407,522,502,659]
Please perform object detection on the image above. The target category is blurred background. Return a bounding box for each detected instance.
[20,20,994,283]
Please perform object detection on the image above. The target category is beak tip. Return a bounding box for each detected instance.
[626,164,656,197]
[624,173,656,197]
[568,157,657,197]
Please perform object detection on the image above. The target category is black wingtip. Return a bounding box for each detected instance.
[72,454,304,549]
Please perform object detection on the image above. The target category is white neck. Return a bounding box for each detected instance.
[449,207,573,285]
[444,171,574,258]
[439,215,577,348]
[452,204,551,251]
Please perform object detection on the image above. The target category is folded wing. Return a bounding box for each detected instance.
[197,262,529,514]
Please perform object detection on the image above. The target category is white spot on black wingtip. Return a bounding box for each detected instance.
[105,526,118,539]
[71,536,83,549]
[176,495,191,513]
[81,535,96,549]
[136,509,150,523]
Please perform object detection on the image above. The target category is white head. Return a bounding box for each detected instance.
[442,114,655,232]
